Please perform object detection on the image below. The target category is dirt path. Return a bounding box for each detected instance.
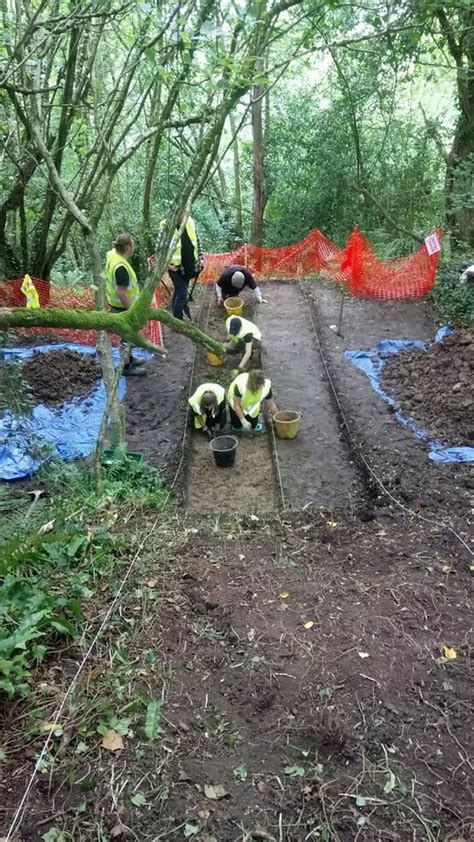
[258,283,364,512]
[186,288,278,514]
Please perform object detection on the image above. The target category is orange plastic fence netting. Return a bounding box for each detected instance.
[199,226,443,301]
[0,277,163,347]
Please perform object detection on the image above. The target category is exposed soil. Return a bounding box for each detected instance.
[1,510,472,841]
[258,284,364,512]
[186,288,278,513]
[381,327,474,447]
[22,348,101,405]
[125,325,194,483]
[307,282,473,527]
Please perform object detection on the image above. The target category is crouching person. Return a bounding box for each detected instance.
[189,383,226,438]
[227,369,278,432]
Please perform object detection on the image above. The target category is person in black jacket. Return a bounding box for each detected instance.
[215,265,267,306]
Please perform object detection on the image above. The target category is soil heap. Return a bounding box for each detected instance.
[381,327,473,446]
[22,348,101,405]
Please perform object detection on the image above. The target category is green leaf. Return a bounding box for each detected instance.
[355,794,366,807]
[383,770,396,794]
[66,599,82,619]
[184,823,200,837]
[50,618,75,636]
[130,792,147,807]
[233,763,248,782]
[145,700,162,741]
[284,765,305,778]
[0,747,6,761]
[42,829,68,842]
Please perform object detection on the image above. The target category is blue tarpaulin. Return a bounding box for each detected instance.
[345,327,474,463]
[0,344,151,480]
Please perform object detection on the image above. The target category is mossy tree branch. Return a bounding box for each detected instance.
[0,305,226,358]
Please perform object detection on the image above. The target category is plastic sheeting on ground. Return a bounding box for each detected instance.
[345,327,474,463]
[0,343,151,480]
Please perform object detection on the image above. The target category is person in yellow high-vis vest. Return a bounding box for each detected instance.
[227,369,278,432]
[224,316,262,371]
[188,383,226,438]
[155,216,203,321]
[105,233,146,377]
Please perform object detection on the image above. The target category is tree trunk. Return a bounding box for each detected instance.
[445,111,474,250]
[229,111,243,242]
[251,62,265,248]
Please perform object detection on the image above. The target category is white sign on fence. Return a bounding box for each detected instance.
[424,233,441,256]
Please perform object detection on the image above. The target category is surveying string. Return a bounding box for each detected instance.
[299,281,473,559]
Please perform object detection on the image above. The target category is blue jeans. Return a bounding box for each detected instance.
[168,267,192,320]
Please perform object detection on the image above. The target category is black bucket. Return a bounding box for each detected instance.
[210,435,238,468]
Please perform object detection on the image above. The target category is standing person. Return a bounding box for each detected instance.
[105,233,146,377]
[227,369,278,432]
[224,315,262,371]
[188,383,226,438]
[156,215,204,321]
[215,265,267,306]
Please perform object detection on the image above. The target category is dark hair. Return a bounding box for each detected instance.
[114,233,133,254]
[228,317,242,335]
[200,391,218,412]
[247,369,266,392]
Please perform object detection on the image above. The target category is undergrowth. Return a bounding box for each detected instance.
[429,260,474,325]
[0,456,168,698]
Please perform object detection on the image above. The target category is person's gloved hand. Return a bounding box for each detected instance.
[241,418,252,431]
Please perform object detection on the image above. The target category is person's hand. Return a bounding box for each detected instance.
[218,298,225,306]
[241,418,252,431]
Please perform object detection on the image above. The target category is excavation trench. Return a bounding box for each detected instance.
[185,283,364,514]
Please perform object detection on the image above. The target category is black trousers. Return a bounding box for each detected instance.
[168,267,194,320]
[229,407,259,429]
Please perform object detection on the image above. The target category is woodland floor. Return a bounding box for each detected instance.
[1,281,473,842]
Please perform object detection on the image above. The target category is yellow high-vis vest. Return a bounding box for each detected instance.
[227,373,271,418]
[189,383,226,429]
[160,216,199,267]
[225,316,262,343]
[21,274,40,308]
[105,249,139,308]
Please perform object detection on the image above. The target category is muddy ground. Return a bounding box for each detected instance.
[22,348,101,405]
[381,327,474,447]
[1,510,472,841]
[1,280,473,841]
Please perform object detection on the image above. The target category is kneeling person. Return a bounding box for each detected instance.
[189,383,226,437]
[225,316,262,371]
[228,369,278,432]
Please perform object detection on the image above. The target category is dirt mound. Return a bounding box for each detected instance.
[22,349,101,405]
[382,328,474,446]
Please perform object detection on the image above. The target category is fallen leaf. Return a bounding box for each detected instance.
[355,794,366,807]
[204,783,228,800]
[326,520,338,528]
[247,628,256,642]
[146,578,158,588]
[358,652,370,659]
[130,792,147,807]
[110,824,124,837]
[102,729,124,752]
[304,621,314,629]
[41,722,63,736]
[441,565,451,574]
[184,824,200,838]
[284,765,305,778]
[238,554,245,561]
[441,646,457,661]
[197,809,211,821]
[279,592,290,599]
[469,565,474,573]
